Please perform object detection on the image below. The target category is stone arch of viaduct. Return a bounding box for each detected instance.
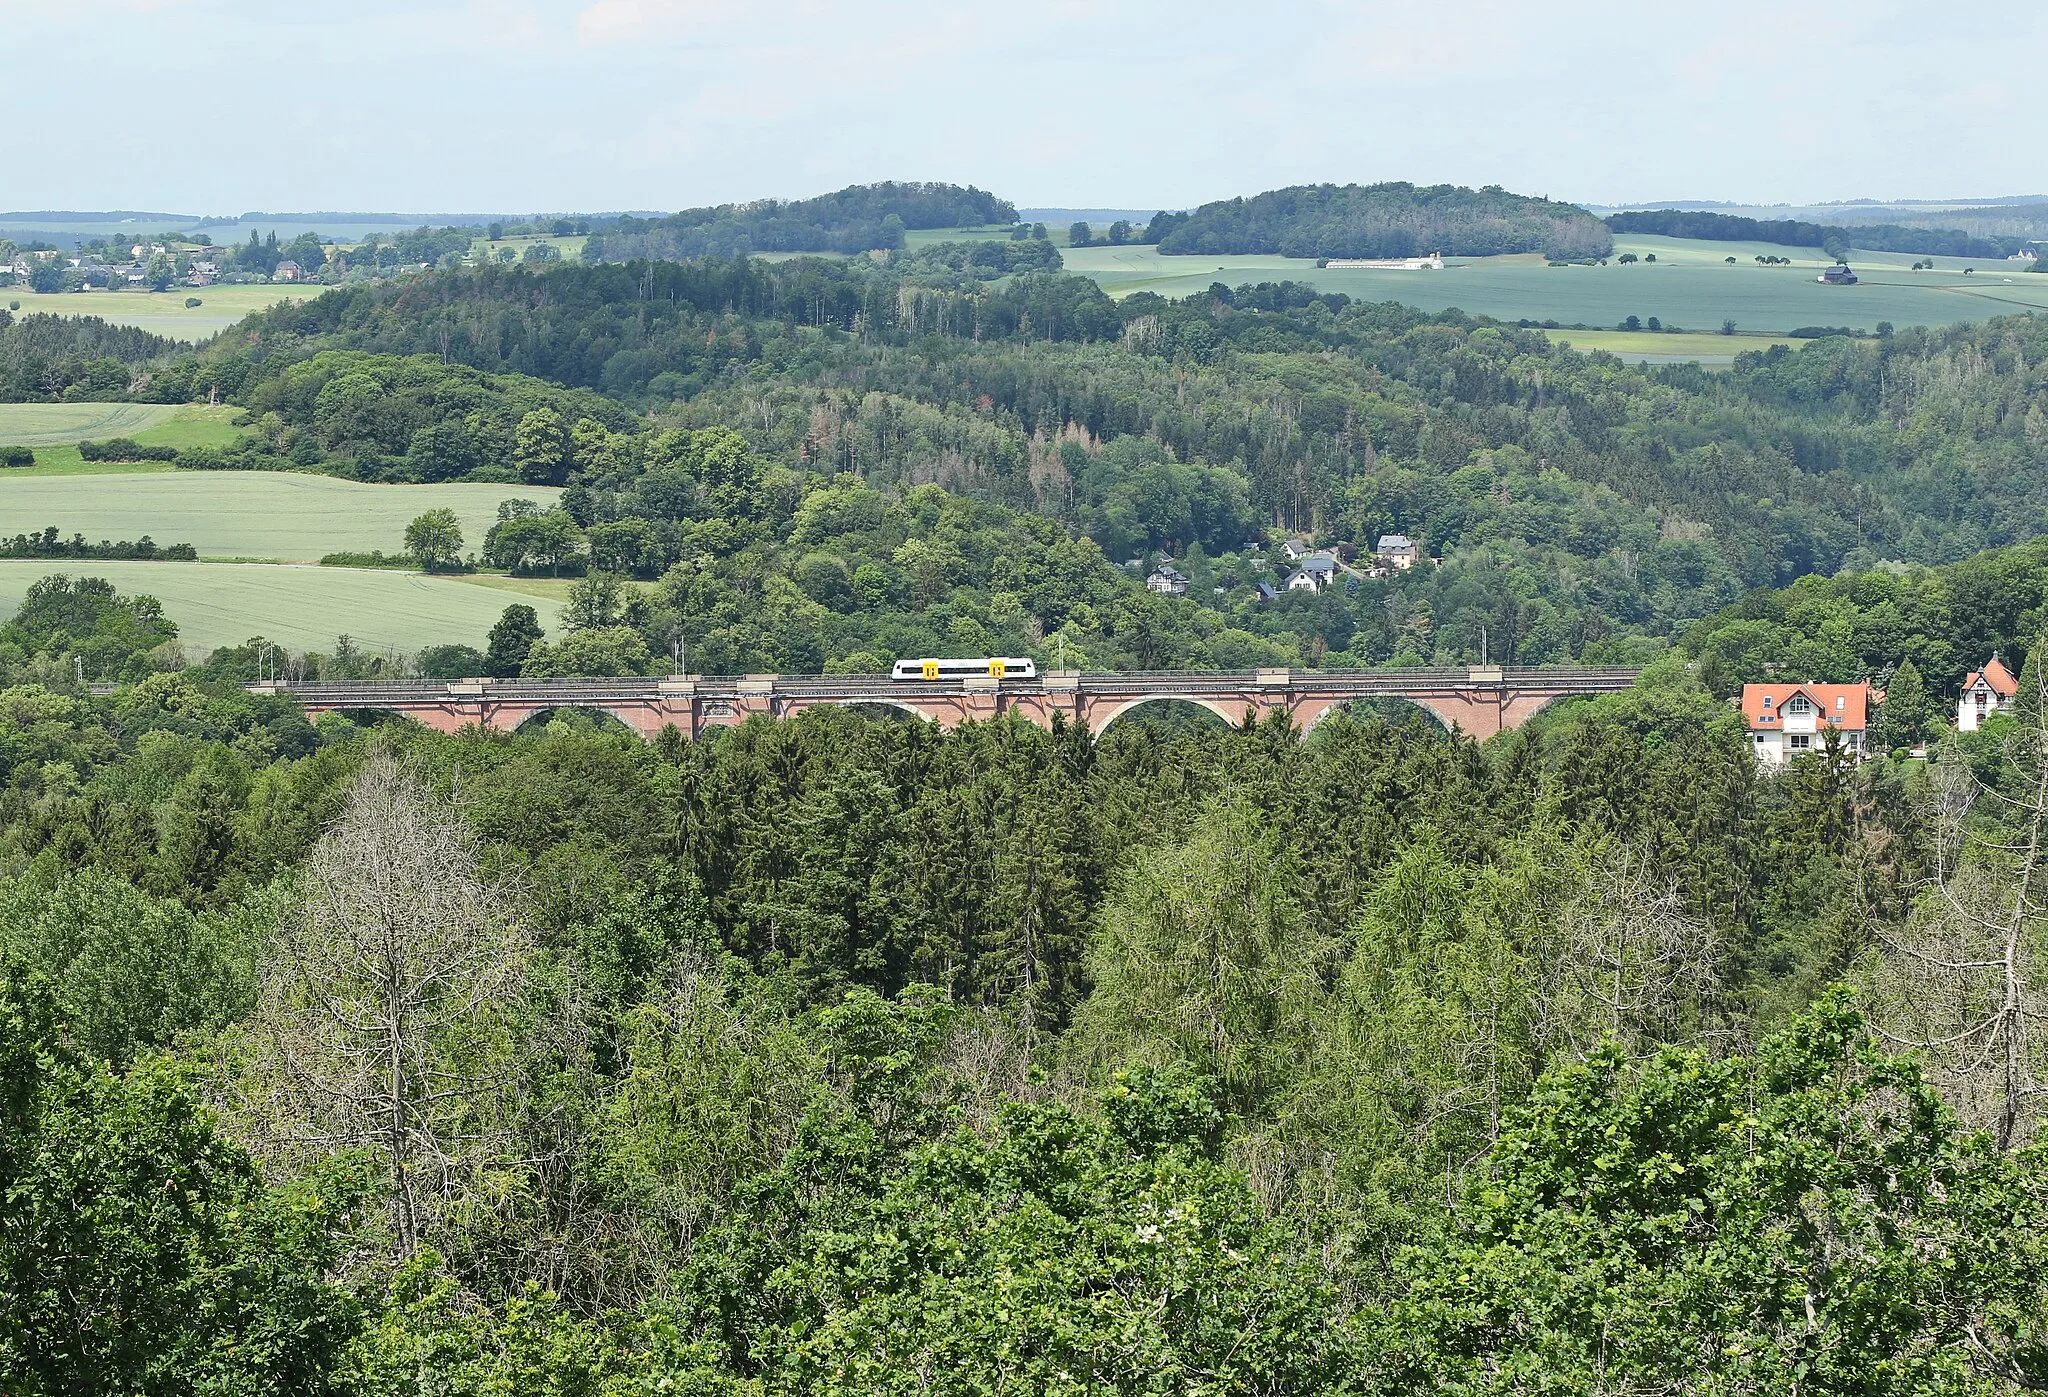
[261,667,1637,743]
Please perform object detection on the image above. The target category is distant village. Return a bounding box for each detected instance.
[1139,532,1423,603]
[0,223,542,295]
[0,233,335,294]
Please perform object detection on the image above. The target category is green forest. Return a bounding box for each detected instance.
[583,182,1018,262]
[1148,182,1615,260]
[16,248,2048,676]
[5,562,2048,1392]
[1605,208,2030,260]
[6,227,2048,1392]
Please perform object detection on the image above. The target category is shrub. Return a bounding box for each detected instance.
[318,550,415,569]
[0,446,33,468]
[78,438,178,462]
[184,297,202,308]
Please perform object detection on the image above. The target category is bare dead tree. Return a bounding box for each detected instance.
[1533,845,1721,1061]
[1869,692,2048,1150]
[237,749,533,1258]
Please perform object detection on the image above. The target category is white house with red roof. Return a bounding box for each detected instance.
[1740,682,1875,765]
[1956,654,2018,732]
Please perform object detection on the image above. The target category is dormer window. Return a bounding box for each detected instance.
[1785,696,1812,716]
[1762,696,1774,709]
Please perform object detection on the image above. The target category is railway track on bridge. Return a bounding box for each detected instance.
[263,666,1641,705]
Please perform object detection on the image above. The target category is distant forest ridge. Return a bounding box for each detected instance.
[1147,182,1614,260]
[1606,208,2036,259]
[584,182,1017,262]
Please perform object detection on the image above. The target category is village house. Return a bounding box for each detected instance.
[1145,564,1189,597]
[273,260,304,281]
[1741,681,1875,765]
[1284,554,1339,592]
[1375,533,1418,570]
[1956,654,2018,732]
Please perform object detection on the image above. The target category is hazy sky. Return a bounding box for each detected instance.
[5,0,2042,215]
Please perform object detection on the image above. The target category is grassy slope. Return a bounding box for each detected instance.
[0,404,247,473]
[0,284,320,339]
[0,559,565,656]
[0,471,561,561]
[1060,236,2048,334]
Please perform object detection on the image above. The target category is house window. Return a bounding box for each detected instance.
[1785,696,1812,716]
[1790,735,1812,751]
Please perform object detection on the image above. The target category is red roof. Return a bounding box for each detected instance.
[1740,682,1871,732]
[1962,655,2017,699]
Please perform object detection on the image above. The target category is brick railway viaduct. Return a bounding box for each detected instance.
[255,666,1640,741]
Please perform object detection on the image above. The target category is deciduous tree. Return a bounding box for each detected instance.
[235,752,533,1257]
[402,507,464,571]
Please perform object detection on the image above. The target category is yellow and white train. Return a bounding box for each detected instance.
[890,657,1039,682]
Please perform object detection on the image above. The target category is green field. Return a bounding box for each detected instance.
[1060,235,2048,335]
[0,560,564,656]
[0,403,249,472]
[901,225,1017,249]
[0,471,560,560]
[1539,328,1820,365]
[471,233,589,262]
[0,403,188,447]
[1,284,320,339]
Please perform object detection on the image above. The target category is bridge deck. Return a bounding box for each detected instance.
[264,666,1641,706]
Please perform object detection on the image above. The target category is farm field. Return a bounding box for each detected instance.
[451,573,582,603]
[471,233,589,262]
[902,225,1016,248]
[1539,328,1816,365]
[1,284,319,338]
[0,403,247,472]
[1060,235,2048,334]
[0,402,187,447]
[0,559,564,657]
[0,471,559,560]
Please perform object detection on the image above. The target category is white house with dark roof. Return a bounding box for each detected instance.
[1284,555,1339,592]
[1145,565,1188,596]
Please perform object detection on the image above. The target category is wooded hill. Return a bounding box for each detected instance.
[1147,181,1614,259]
[21,247,2048,674]
[1606,207,2031,259]
[583,181,1017,261]
[146,256,2048,673]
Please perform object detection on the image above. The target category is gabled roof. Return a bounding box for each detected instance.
[1376,533,1415,551]
[1963,655,2018,698]
[1740,682,1870,732]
